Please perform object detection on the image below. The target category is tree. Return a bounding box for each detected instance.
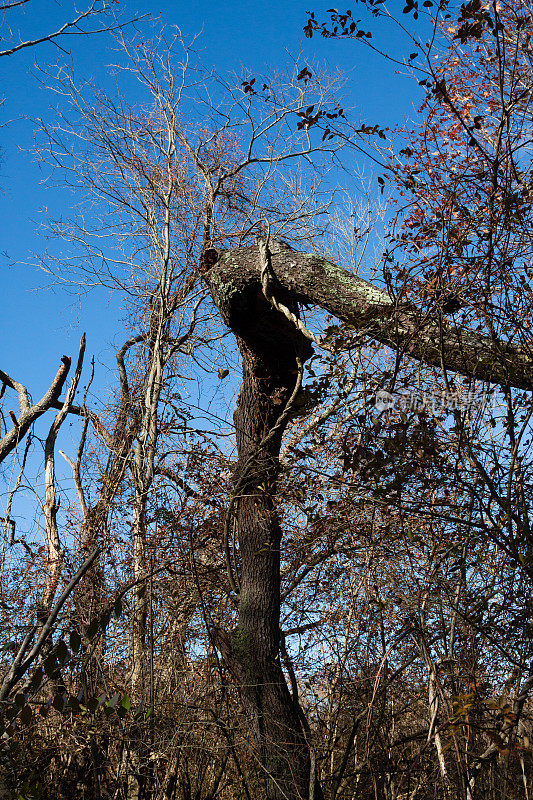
[2,10,533,800]
[202,232,532,799]
[24,31,356,800]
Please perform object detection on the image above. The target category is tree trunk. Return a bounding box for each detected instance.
[207,261,321,800]
[204,237,533,798]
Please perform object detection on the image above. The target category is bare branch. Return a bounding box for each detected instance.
[0,546,100,701]
[41,335,86,614]
[0,1,144,59]
[0,357,71,464]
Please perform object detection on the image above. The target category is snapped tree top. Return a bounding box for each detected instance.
[205,242,533,392]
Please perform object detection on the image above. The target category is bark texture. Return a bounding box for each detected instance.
[207,261,321,800]
[207,244,533,391]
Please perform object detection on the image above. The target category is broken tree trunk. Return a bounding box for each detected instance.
[207,256,322,800]
[205,243,533,391]
[204,241,533,799]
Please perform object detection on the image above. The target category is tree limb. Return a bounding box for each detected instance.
[205,244,533,390]
[0,357,71,464]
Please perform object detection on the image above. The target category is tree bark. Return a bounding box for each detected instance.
[205,244,533,391]
[207,263,321,800]
[204,240,533,798]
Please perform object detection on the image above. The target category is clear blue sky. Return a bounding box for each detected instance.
[0,0,422,404]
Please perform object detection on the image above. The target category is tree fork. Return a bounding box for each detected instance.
[207,262,322,800]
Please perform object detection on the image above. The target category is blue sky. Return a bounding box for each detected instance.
[0,0,422,405]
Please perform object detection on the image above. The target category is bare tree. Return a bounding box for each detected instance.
[0,0,141,59]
